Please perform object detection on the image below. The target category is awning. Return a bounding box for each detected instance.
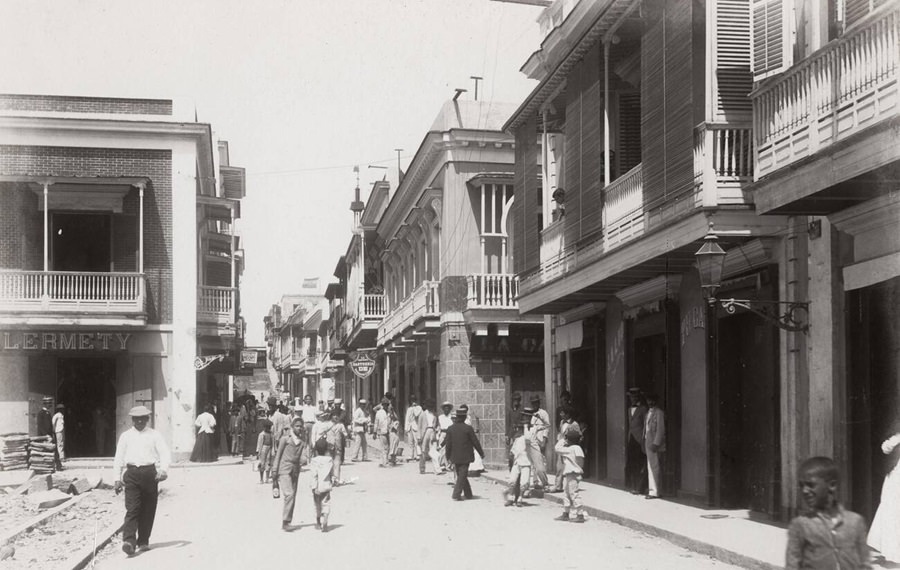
[555,320,583,353]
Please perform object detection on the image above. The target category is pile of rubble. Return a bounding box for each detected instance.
[0,434,58,475]
[26,437,57,475]
[0,469,110,514]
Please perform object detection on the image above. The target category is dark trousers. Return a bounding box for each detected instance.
[626,437,647,493]
[452,463,473,499]
[123,465,159,546]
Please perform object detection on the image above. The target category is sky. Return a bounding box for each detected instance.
[0,0,544,344]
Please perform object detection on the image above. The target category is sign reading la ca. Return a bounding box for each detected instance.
[349,352,376,379]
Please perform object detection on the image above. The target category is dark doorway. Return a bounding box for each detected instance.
[717,312,780,515]
[848,276,900,521]
[571,347,603,479]
[51,213,111,272]
[57,357,116,457]
[633,334,666,405]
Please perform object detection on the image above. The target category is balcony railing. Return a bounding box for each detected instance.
[602,163,644,251]
[378,281,440,344]
[466,274,519,309]
[359,294,387,320]
[0,270,146,315]
[540,219,565,264]
[197,285,236,323]
[752,6,899,178]
[694,122,753,205]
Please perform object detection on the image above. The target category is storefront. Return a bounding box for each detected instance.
[0,327,172,457]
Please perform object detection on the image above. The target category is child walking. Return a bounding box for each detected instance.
[504,421,532,506]
[310,438,335,532]
[553,429,586,523]
[256,420,274,484]
[785,456,870,569]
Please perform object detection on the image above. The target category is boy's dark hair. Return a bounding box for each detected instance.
[800,456,840,483]
[314,438,330,456]
[564,428,582,444]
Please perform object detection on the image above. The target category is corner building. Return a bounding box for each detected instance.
[0,94,246,460]
[373,100,544,467]
[507,0,899,522]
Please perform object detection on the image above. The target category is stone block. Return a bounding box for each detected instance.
[68,478,93,495]
[0,469,33,488]
[27,488,71,509]
[16,473,52,495]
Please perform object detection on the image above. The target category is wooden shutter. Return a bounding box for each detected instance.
[618,92,642,173]
[751,0,793,81]
[716,0,753,119]
[845,0,889,29]
[513,115,541,276]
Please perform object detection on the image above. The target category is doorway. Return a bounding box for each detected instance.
[717,312,780,515]
[51,213,111,272]
[57,357,117,457]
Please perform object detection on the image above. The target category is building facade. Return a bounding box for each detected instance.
[0,94,246,460]
[506,0,898,521]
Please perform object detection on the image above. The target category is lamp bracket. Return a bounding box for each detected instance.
[716,298,810,333]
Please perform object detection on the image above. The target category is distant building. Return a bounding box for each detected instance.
[0,94,246,459]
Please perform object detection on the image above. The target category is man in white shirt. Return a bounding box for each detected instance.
[374,399,392,467]
[349,399,370,462]
[528,397,551,490]
[52,404,65,462]
[404,395,422,462]
[299,395,318,461]
[113,405,171,556]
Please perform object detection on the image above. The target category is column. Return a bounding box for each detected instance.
[42,182,50,302]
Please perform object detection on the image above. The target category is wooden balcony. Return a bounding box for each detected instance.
[466,274,519,309]
[197,286,236,337]
[752,7,899,182]
[359,294,387,320]
[0,270,146,321]
[345,294,387,350]
[377,281,440,345]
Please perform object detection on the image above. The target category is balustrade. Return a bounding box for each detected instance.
[0,270,145,313]
[197,286,236,322]
[752,7,899,177]
[466,274,519,309]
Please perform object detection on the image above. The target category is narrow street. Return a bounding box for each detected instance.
[92,458,742,569]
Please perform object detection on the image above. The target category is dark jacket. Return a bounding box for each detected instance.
[444,420,484,465]
[37,408,53,437]
[272,434,304,478]
[628,404,648,446]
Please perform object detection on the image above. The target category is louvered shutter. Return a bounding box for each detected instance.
[716,0,753,119]
[844,0,889,29]
[751,0,793,81]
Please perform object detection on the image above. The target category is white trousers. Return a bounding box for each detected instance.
[647,448,661,497]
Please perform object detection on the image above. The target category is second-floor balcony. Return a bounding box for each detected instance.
[0,270,147,323]
[752,6,899,195]
[342,293,386,350]
[466,274,519,310]
[521,122,754,298]
[378,281,440,346]
[197,286,237,338]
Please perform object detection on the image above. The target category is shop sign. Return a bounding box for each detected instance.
[348,352,375,379]
[325,359,344,374]
[2,331,131,351]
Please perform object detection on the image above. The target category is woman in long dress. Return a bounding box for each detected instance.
[868,427,900,562]
[190,404,218,463]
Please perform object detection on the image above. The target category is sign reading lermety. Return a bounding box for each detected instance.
[2,332,131,351]
[349,352,376,379]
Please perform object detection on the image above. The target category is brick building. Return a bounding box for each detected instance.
[0,94,246,460]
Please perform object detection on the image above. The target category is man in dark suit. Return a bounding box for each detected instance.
[626,387,648,495]
[444,407,484,501]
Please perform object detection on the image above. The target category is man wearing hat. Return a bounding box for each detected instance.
[112,406,171,556]
[444,406,485,501]
[52,404,66,462]
[349,399,370,462]
[37,397,63,470]
[373,398,393,467]
[528,396,551,490]
[436,401,454,472]
[626,388,648,495]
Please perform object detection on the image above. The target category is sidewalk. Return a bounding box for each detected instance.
[367,436,783,570]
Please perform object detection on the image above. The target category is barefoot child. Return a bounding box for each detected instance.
[553,429,585,523]
[785,456,870,569]
[256,420,274,483]
[504,420,532,506]
[310,438,335,532]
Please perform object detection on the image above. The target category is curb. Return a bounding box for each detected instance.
[479,471,778,570]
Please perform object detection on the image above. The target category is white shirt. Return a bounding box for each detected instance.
[194,412,216,434]
[113,426,171,480]
[352,407,370,433]
[52,412,64,433]
[300,404,318,423]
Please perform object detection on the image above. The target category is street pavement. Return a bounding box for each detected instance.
[91,456,744,570]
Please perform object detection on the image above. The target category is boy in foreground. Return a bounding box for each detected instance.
[785,456,870,569]
[553,428,585,523]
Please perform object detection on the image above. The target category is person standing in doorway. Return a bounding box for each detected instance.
[643,393,666,499]
[113,406,170,556]
[868,422,900,563]
[444,406,484,501]
[93,406,110,456]
[52,404,66,463]
[626,388,648,495]
[349,399,370,462]
[37,397,63,470]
